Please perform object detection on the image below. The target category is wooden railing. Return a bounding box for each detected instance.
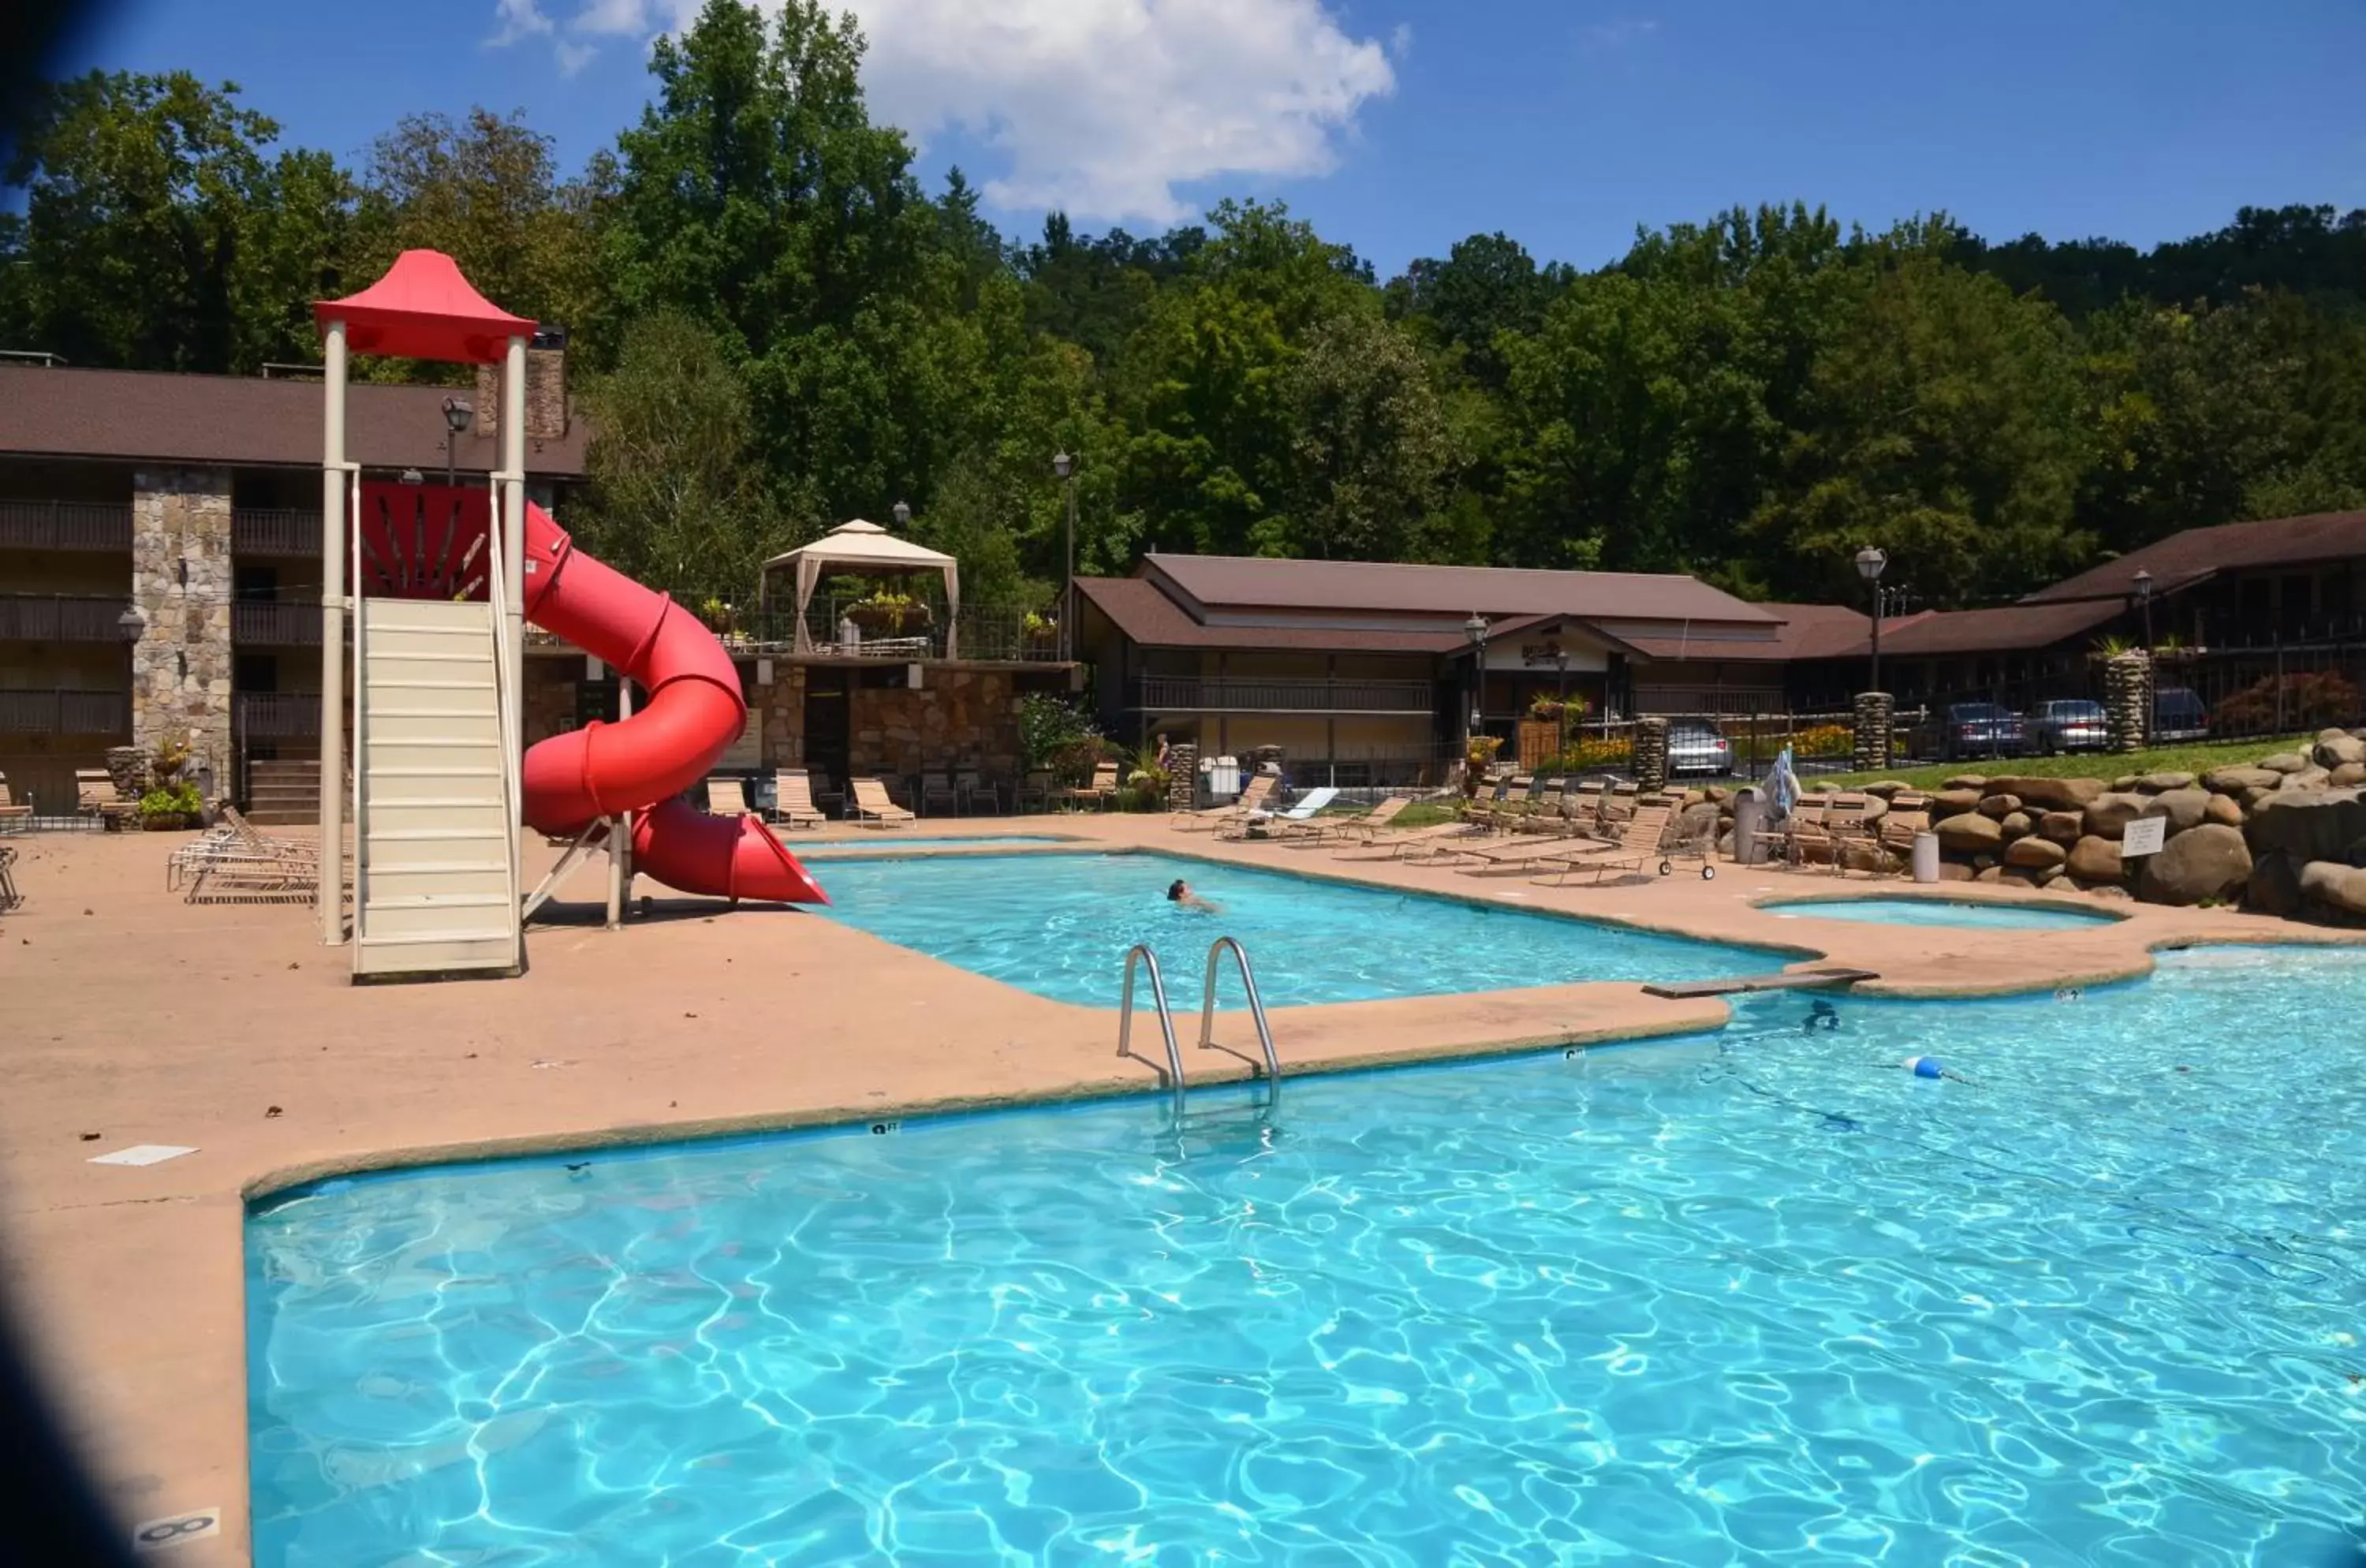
[0,688,131,735]
[0,500,133,551]
[0,595,136,643]
[230,508,322,556]
[232,600,322,645]
[1137,676,1435,714]
[233,693,323,739]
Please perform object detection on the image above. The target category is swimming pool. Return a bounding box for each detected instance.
[1761,894,2123,930]
[808,849,1786,1006]
[248,946,2366,1565]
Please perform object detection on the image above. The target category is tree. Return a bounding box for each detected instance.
[1386,230,1567,390]
[1277,312,1457,559]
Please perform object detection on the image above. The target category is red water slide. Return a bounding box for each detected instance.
[517,502,827,905]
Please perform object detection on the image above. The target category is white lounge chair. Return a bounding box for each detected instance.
[1226,786,1339,841]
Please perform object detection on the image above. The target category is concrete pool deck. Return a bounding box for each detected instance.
[2,814,2360,1564]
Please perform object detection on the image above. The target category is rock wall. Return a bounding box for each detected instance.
[2103,651,2151,752]
[849,668,1024,778]
[1852,692,1893,771]
[131,466,234,786]
[1633,717,1669,792]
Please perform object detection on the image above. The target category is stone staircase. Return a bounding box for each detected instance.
[244,758,323,826]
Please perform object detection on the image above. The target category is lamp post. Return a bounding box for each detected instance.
[891,499,910,530]
[1053,451,1077,662]
[1854,546,1889,695]
[1465,611,1489,741]
[2133,568,2155,739]
[440,397,473,488]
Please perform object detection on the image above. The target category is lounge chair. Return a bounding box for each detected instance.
[1793,792,1874,875]
[706,775,752,816]
[0,771,32,831]
[0,844,20,912]
[1224,785,1339,841]
[1290,793,1411,849]
[771,768,826,830]
[1877,791,1932,865]
[1532,802,1680,887]
[77,768,140,830]
[177,807,319,904]
[1062,761,1121,812]
[1173,771,1276,833]
[850,775,916,828]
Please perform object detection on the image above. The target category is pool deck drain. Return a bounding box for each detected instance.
[1643,967,1879,999]
[2,818,2360,1566]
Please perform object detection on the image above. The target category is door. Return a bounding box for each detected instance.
[803,666,851,786]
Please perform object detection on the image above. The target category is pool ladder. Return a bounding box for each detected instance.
[1118,937,1282,1107]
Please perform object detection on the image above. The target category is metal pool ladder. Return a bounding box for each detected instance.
[1118,943,1185,1107]
[1198,936,1282,1085]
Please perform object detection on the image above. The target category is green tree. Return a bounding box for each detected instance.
[1277,311,1457,559]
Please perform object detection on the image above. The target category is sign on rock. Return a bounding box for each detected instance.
[2120,816,2169,858]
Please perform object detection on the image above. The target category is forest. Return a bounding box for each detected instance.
[5,0,2364,617]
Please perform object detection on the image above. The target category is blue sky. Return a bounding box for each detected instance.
[53,0,2366,275]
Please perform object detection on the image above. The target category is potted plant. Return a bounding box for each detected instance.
[848,592,931,635]
[1023,610,1058,651]
[1462,734,1504,798]
[139,780,203,831]
[1121,741,1171,810]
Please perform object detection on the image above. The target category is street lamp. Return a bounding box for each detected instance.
[891,499,910,529]
[2133,568,2155,737]
[1053,451,1077,662]
[440,397,473,487]
[1854,546,1889,695]
[1465,612,1490,737]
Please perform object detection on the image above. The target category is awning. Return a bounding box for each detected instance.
[760,519,962,657]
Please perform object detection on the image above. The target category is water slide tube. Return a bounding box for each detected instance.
[517,501,827,905]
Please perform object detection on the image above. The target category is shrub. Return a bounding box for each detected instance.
[1543,735,1633,771]
[139,781,202,820]
[2211,670,2360,734]
[1789,722,1853,759]
[1020,694,1106,782]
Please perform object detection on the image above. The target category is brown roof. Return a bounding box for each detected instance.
[0,365,588,478]
[2022,510,2366,604]
[1078,577,1469,653]
[1621,601,1889,663]
[1878,599,2123,656]
[1142,552,1780,624]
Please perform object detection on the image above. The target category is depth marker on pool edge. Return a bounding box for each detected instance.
[88,1144,196,1167]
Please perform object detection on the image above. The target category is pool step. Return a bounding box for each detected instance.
[1644,967,1877,999]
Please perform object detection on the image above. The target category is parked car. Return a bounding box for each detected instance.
[1920,702,2029,761]
[2151,686,2209,743]
[1666,719,1734,777]
[2029,698,2108,754]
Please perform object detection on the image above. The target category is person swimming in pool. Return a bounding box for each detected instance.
[1167,878,1221,913]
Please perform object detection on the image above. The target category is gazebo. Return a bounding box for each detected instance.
[760,519,962,659]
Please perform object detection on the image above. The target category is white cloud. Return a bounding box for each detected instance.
[487,0,555,47]
[555,38,601,76]
[498,0,1394,225]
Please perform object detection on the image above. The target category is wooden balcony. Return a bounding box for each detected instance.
[0,594,137,643]
[232,600,322,645]
[0,688,131,735]
[0,500,133,552]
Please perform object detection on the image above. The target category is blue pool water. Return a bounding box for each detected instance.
[793,833,1065,857]
[806,850,1785,1006]
[249,946,2366,1565]
[1762,895,2122,931]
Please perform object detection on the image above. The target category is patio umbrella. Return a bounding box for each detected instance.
[1769,745,1801,819]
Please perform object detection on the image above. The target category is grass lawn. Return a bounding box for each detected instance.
[1812,732,2322,792]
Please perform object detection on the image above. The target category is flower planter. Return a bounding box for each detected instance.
[140,813,191,832]
[848,603,932,636]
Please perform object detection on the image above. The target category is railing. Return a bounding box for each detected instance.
[0,594,136,643]
[1198,937,1281,1087]
[1139,675,1435,714]
[233,692,323,739]
[0,688,130,735]
[230,508,323,557]
[730,599,1067,662]
[232,599,322,645]
[0,500,133,551]
[1117,943,1185,1111]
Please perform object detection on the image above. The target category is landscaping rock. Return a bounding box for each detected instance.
[2066,835,2125,883]
[1973,865,2005,883]
[1935,812,2004,853]
[2314,733,2366,768]
[1677,801,1722,840]
[1936,861,1976,882]
[2134,771,2196,793]
[1860,780,1913,799]
[2244,787,2366,864]
[2204,765,2282,793]
[1976,793,2022,819]
[2087,883,2133,901]
[2247,849,2304,919]
[2038,809,2084,844]
[1998,866,2047,888]
[2241,786,2277,813]
[2300,860,2366,916]
[1942,775,1988,791]
[2110,775,2138,792]
[1998,811,2033,840]
[2281,765,2332,791]
[1933,788,1983,816]
[2333,762,2366,788]
[2137,823,2252,906]
[2005,835,2066,869]
[2260,751,2311,774]
[2082,792,2148,838]
[2138,788,2211,834]
[1704,786,1730,805]
[2036,863,2066,887]
[1987,775,2106,812]
[2204,793,2244,827]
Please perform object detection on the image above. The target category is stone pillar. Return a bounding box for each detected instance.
[1852,691,1894,772]
[1165,742,1198,810]
[2104,651,2151,752]
[1633,717,1670,792]
[131,467,234,790]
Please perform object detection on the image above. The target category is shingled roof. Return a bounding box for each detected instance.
[2022,510,2366,605]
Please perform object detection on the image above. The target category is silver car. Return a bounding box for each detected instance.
[2030,698,2108,754]
[1666,719,1734,777]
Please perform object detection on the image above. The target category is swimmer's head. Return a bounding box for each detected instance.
[1167,879,1189,902]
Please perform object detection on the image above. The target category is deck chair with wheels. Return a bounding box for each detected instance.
[1532,802,1687,887]
[1173,771,1276,833]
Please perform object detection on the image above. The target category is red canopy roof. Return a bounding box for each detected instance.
[313,250,536,364]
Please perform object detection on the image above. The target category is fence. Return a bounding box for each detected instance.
[733,599,1065,662]
[0,594,137,642]
[0,500,132,551]
[0,689,131,736]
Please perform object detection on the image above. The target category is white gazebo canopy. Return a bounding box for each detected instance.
[760,518,961,656]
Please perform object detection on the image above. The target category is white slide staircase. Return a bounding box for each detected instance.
[352,597,521,976]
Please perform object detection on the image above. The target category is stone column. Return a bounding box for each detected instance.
[1633,716,1670,792]
[1852,691,1894,772]
[1165,742,1198,810]
[130,467,234,790]
[2104,651,2151,752]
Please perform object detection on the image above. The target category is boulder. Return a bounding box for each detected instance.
[1860,780,1912,799]
[1935,812,2004,853]
[2281,765,2332,792]
[2300,860,2366,916]
[2005,835,2067,870]
[2241,786,2277,813]
[1935,861,1976,882]
[2203,793,2245,828]
[1973,865,2006,883]
[1986,775,2106,812]
[2038,810,2084,844]
[2244,787,2366,864]
[2204,765,2282,793]
[2036,863,2067,887]
[1704,785,1731,805]
[1998,866,2047,888]
[1942,775,1989,791]
[1976,793,2023,819]
[2333,762,2366,788]
[2086,883,2134,901]
[1933,788,1984,816]
[1998,811,2033,840]
[1677,801,1722,842]
[2260,751,2311,775]
[2137,823,2253,906]
[2110,775,2139,792]
[2138,788,2211,834]
[2066,835,2125,883]
[2313,733,2366,768]
[2082,792,2148,838]
[1716,828,1736,857]
[2134,771,2196,793]
[2247,849,2304,919]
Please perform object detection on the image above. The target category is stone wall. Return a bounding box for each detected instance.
[131,466,233,786]
[473,345,569,441]
[1852,691,1893,772]
[2103,651,2151,752]
[1633,717,1670,791]
[754,664,808,767]
[522,660,576,743]
[849,668,1023,777]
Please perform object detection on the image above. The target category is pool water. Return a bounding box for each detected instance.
[1762,895,2122,931]
[249,946,2366,1566]
[806,850,1785,1006]
[792,834,1065,857]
